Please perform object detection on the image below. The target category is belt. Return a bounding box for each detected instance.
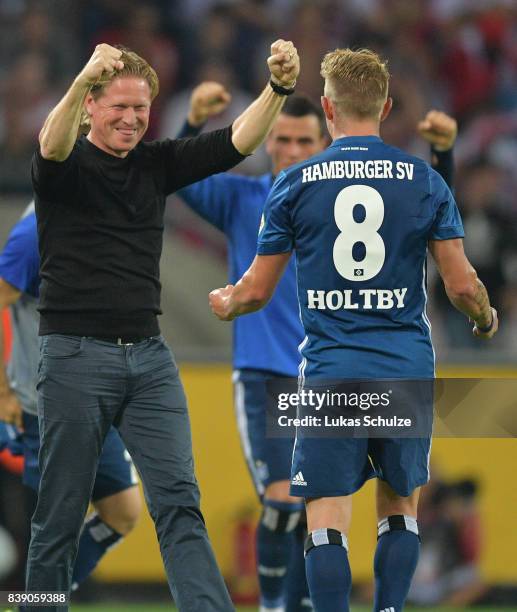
[94,336,150,346]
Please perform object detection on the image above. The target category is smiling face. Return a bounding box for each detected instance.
[266,113,326,175]
[85,76,151,157]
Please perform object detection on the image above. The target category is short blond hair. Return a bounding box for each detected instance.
[80,45,159,132]
[320,48,390,119]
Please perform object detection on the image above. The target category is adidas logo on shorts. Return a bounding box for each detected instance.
[379,607,395,612]
[291,471,307,486]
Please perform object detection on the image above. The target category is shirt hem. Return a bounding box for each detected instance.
[39,312,160,338]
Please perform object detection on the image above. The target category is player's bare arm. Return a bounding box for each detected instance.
[209,252,291,320]
[39,44,124,161]
[232,39,300,155]
[429,238,498,338]
[187,81,231,127]
[417,110,457,152]
[0,278,23,428]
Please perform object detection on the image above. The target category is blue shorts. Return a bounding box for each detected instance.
[233,369,296,497]
[22,412,138,501]
[290,436,431,498]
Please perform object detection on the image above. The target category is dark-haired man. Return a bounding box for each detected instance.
[178,87,327,612]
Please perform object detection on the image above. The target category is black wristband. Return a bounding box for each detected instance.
[269,79,295,96]
[476,311,494,333]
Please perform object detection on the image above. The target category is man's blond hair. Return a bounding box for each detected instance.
[320,48,389,120]
[80,46,159,132]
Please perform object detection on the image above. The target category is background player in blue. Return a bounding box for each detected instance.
[178,86,328,612]
[209,48,498,612]
[0,203,141,590]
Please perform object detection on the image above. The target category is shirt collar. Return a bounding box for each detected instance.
[330,135,383,148]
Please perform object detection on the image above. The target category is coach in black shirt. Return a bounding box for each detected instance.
[26,42,299,611]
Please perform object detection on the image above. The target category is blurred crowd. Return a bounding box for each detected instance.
[0,0,516,357]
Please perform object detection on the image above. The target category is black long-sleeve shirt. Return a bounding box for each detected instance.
[32,127,245,337]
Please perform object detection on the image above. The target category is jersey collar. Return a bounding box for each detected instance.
[331,135,383,148]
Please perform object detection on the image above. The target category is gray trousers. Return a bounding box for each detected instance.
[25,334,234,612]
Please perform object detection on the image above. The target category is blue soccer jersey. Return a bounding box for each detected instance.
[179,174,304,376]
[258,136,464,380]
[0,205,40,414]
[0,206,39,299]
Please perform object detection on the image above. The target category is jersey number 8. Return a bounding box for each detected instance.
[333,184,386,281]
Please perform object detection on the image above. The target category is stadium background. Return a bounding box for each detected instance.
[0,0,516,608]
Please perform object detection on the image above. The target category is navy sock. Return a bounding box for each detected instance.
[72,513,123,589]
[373,515,420,612]
[305,528,351,612]
[257,499,303,610]
[286,522,312,611]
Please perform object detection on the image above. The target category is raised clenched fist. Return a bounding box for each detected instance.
[188,82,232,127]
[267,39,299,90]
[417,110,458,152]
[78,44,125,87]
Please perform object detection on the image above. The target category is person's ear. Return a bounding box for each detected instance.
[380,97,393,123]
[84,94,97,117]
[321,96,333,122]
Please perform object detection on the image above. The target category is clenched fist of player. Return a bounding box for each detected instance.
[417,110,457,152]
[472,307,499,339]
[268,39,299,89]
[77,43,125,87]
[209,285,236,321]
[188,82,232,128]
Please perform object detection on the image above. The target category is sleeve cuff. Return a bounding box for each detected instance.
[431,147,453,159]
[430,225,465,240]
[228,124,250,160]
[257,240,293,255]
[34,147,72,166]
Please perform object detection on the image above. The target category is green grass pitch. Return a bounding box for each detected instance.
[66,605,517,612]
